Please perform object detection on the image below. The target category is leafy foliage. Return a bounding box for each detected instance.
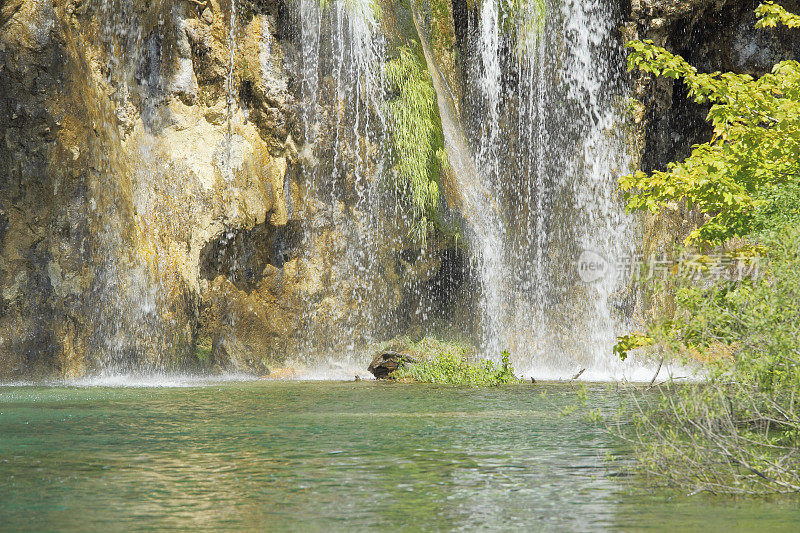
[755,0,800,28]
[618,228,800,494]
[392,349,520,386]
[621,4,800,245]
[651,228,799,361]
[384,45,447,243]
[613,334,654,361]
[616,3,800,494]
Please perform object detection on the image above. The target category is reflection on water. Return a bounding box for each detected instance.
[0,382,799,530]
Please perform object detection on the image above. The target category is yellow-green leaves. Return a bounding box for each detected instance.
[755,1,800,28]
[621,5,800,245]
[613,334,655,361]
[391,349,520,385]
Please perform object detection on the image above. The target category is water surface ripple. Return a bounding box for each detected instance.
[0,382,798,531]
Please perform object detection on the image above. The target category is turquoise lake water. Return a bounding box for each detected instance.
[1,381,799,531]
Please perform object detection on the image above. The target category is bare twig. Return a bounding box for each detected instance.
[648,356,664,388]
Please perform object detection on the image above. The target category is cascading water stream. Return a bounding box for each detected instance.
[11,0,653,380]
[473,0,512,358]
[410,2,508,357]
[89,0,257,375]
[293,0,395,370]
[89,0,177,373]
[460,0,640,378]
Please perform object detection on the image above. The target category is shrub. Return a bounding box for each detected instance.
[615,3,800,494]
[617,227,800,494]
[621,2,800,245]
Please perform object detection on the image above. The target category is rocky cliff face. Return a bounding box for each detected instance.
[0,0,296,377]
[0,0,458,379]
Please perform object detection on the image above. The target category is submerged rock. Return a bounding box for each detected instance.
[367,351,418,380]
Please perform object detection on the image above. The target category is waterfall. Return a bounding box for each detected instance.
[89,0,181,373]
[293,0,642,378]
[460,0,638,378]
[88,0,256,374]
[0,0,650,380]
[97,0,640,378]
[293,0,395,368]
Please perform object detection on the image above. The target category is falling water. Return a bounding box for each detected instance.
[89,0,178,373]
[293,0,396,368]
[461,0,638,378]
[409,2,506,355]
[89,0,247,374]
[11,0,646,379]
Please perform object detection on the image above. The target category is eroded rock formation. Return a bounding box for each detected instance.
[0,0,467,379]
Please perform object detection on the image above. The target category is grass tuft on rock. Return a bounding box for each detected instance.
[392,348,520,386]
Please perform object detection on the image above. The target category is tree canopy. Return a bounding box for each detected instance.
[621,1,800,244]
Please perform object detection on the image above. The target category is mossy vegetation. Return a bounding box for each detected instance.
[392,349,520,386]
[370,335,520,385]
[374,335,520,385]
[416,0,456,52]
[379,334,473,356]
[384,44,448,244]
[195,336,213,365]
[502,0,547,57]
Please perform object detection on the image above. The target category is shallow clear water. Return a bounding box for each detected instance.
[1,381,798,531]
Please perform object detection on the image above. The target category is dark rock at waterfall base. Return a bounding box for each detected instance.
[367,351,418,379]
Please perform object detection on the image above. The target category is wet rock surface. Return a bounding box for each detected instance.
[367,351,419,380]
